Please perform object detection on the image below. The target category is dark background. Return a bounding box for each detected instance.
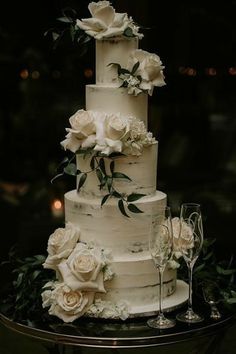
[0,0,236,261]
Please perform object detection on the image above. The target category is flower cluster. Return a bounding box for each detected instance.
[168,217,194,269]
[114,49,166,96]
[76,1,143,40]
[61,109,155,156]
[42,223,114,322]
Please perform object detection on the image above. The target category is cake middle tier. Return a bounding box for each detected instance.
[65,190,167,257]
[86,85,148,126]
[76,144,158,197]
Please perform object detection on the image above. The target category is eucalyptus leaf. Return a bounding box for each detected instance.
[112,191,122,198]
[99,158,106,175]
[113,172,132,181]
[131,61,140,75]
[77,173,87,192]
[96,169,103,184]
[101,194,110,207]
[123,27,134,37]
[118,199,130,218]
[216,266,236,275]
[64,163,77,176]
[107,176,113,192]
[127,193,146,202]
[57,16,72,23]
[127,203,143,214]
[110,161,115,174]
[90,156,95,170]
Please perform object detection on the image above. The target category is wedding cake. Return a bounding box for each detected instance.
[42,1,181,323]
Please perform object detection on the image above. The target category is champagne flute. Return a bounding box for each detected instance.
[147,206,176,329]
[176,203,204,323]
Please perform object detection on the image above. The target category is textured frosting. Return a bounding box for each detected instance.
[86,85,148,126]
[65,190,167,256]
[96,37,138,85]
[76,143,158,197]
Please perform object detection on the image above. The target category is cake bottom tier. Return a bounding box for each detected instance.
[64,190,180,318]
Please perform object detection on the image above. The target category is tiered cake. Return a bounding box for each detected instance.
[42,1,184,323]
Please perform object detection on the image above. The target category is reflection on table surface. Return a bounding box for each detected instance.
[0,302,235,349]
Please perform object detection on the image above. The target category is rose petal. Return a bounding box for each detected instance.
[95,5,115,26]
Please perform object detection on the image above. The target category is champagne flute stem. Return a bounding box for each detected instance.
[187,263,194,312]
[158,267,164,319]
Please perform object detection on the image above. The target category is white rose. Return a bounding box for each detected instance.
[106,113,130,140]
[60,110,96,153]
[94,113,129,155]
[58,243,106,293]
[43,223,80,270]
[127,49,166,95]
[172,217,194,257]
[76,1,142,40]
[42,282,94,323]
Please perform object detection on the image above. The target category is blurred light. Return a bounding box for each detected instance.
[32,70,40,79]
[20,69,29,80]
[229,67,236,75]
[205,67,217,76]
[84,68,93,78]
[51,199,63,218]
[52,70,61,79]
[186,67,196,76]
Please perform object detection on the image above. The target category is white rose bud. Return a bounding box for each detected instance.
[68,109,96,138]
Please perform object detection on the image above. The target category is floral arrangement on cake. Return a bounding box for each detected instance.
[41,222,129,322]
[110,49,166,96]
[76,1,143,40]
[61,109,155,156]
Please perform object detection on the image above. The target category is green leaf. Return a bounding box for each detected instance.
[57,157,69,171]
[127,193,146,202]
[52,31,60,41]
[109,152,125,158]
[107,177,113,192]
[31,270,41,281]
[96,169,103,184]
[123,27,134,37]
[202,252,214,261]
[77,173,87,192]
[226,298,236,304]
[99,158,106,175]
[216,266,236,275]
[118,199,130,218]
[101,194,110,207]
[90,156,95,170]
[120,68,131,75]
[50,173,64,184]
[110,161,115,174]
[112,172,132,181]
[57,16,72,23]
[108,63,121,70]
[64,163,77,176]
[193,263,206,273]
[16,273,24,288]
[131,61,140,75]
[112,191,122,198]
[128,203,143,214]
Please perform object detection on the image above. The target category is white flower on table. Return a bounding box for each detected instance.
[76,1,143,40]
[61,109,96,153]
[43,223,80,271]
[127,49,166,96]
[42,282,94,323]
[57,243,106,293]
[172,217,194,258]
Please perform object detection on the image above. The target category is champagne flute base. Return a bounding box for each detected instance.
[176,309,204,323]
[147,315,176,329]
